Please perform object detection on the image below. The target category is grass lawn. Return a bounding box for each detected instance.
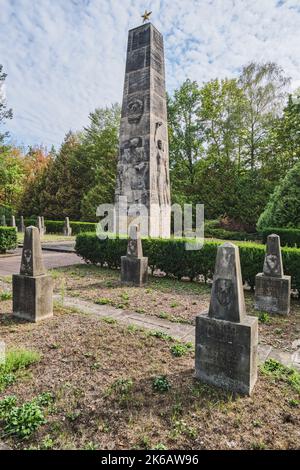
[49,265,300,351]
[0,302,299,450]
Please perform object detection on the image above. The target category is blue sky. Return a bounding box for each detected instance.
[0,0,300,149]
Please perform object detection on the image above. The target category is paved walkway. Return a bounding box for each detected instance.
[57,294,300,371]
[0,252,84,276]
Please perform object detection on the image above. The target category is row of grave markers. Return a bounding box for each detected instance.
[11,225,290,397]
[0,215,72,237]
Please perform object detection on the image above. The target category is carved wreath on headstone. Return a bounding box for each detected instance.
[21,249,32,275]
[215,278,233,307]
[263,254,279,276]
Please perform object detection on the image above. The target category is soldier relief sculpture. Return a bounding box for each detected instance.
[117,137,149,205]
[154,122,170,207]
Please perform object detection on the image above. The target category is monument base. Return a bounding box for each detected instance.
[255,273,291,315]
[12,274,53,322]
[121,256,148,287]
[195,313,258,396]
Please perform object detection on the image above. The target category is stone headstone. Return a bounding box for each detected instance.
[13,226,53,322]
[255,234,291,315]
[37,216,44,237]
[195,242,258,395]
[63,217,72,236]
[41,216,46,235]
[1,215,6,226]
[19,215,25,233]
[11,215,16,228]
[115,22,171,238]
[121,225,148,286]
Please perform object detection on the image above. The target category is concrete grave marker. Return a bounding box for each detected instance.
[121,224,148,286]
[195,242,258,395]
[255,234,291,315]
[13,226,53,322]
[63,217,72,236]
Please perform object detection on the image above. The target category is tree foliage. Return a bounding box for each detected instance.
[257,159,300,229]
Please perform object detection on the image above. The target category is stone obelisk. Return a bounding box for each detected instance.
[115,22,170,238]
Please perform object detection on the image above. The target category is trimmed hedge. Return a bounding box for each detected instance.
[204,220,259,242]
[0,227,18,253]
[22,219,96,235]
[75,233,300,293]
[259,227,300,248]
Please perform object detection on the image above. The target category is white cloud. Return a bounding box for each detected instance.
[0,0,299,148]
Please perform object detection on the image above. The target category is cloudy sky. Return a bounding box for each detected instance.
[0,0,300,149]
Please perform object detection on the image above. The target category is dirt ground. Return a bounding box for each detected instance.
[0,303,299,450]
[50,265,300,352]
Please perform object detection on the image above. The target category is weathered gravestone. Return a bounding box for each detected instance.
[37,216,44,237]
[41,216,46,235]
[255,234,291,315]
[63,217,72,236]
[195,242,258,395]
[12,226,53,322]
[121,225,148,286]
[11,215,16,228]
[19,215,25,233]
[1,215,6,226]
[115,22,171,238]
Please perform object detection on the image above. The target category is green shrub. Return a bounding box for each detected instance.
[76,234,300,292]
[259,227,300,248]
[0,227,17,253]
[204,220,259,242]
[23,219,97,235]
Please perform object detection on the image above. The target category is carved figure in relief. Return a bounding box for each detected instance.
[154,122,170,206]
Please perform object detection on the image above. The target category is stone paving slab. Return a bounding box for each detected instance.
[0,252,84,276]
[57,295,300,370]
[41,242,76,253]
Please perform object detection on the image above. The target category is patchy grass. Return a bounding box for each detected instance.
[0,349,41,391]
[49,264,300,351]
[260,359,300,393]
[0,291,12,301]
[0,306,299,450]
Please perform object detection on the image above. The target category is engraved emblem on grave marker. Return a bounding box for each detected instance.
[263,254,279,276]
[21,249,32,275]
[216,278,233,307]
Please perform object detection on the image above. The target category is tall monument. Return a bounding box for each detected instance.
[115,20,171,238]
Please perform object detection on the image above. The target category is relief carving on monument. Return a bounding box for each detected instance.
[117,137,149,204]
[127,96,144,124]
[154,122,170,206]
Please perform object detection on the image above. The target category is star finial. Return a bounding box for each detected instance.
[141,10,152,23]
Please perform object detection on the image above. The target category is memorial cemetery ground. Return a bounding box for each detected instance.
[0,255,300,450]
